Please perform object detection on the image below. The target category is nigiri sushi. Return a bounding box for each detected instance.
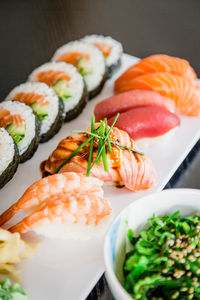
[82,34,123,76]
[6,82,64,142]
[0,172,112,239]
[114,54,197,93]
[94,90,175,121]
[114,72,200,117]
[51,41,107,99]
[28,62,87,122]
[41,126,157,192]
[107,107,180,148]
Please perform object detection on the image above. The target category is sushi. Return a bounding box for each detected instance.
[6,82,64,143]
[94,90,175,121]
[0,128,19,189]
[82,34,123,76]
[107,107,180,148]
[114,54,197,93]
[0,101,40,162]
[0,172,112,239]
[52,41,107,99]
[115,72,200,117]
[28,62,87,122]
[41,125,157,192]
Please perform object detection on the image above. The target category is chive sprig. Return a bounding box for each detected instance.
[54,114,144,175]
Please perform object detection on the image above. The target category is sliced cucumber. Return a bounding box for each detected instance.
[77,57,93,77]
[6,123,25,144]
[30,102,48,121]
[53,79,72,102]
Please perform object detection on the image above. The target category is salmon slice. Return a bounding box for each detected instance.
[114,54,197,93]
[114,72,200,117]
[13,92,49,106]
[94,42,111,57]
[41,126,157,192]
[108,106,180,140]
[0,172,104,227]
[94,90,175,121]
[37,70,71,86]
[0,109,24,127]
[58,52,90,66]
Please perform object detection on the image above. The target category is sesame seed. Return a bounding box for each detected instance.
[172,291,179,299]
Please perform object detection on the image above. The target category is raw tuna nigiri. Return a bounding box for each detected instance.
[0,172,112,239]
[94,90,175,121]
[114,72,200,117]
[114,54,197,93]
[107,106,180,145]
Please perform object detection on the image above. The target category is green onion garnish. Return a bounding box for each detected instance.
[54,126,101,173]
[86,116,95,176]
[55,113,144,175]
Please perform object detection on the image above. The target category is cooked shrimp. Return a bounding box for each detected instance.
[0,172,103,227]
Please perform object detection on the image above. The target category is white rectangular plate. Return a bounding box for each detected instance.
[0,54,200,300]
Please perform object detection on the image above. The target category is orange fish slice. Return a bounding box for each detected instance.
[37,70,71,86]
[41,126,157,192]
[13,92,49,106]
[0,109,24,127]
[115,72,200,117]
[58,52,90,66]
[114,54,197,93]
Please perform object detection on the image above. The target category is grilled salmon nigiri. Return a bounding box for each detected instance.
[0,172,112,239]
[41,125,157,192]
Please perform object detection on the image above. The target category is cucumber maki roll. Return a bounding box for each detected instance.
[6,82,64,143]
[28,62,87,122]
[0,101,40,163]
[82,35,123,77]
[52,41,107,99]
[0,128,19,189]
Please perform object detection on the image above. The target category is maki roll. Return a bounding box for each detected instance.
[28,62,87,122]
[0,128,19,189]
[0,101,40,163]
[6,82,64,143]
[52,41,107,99]
[82,35,123,77]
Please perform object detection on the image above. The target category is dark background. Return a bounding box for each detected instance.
[1,1,200,299]
[1,0,200,101]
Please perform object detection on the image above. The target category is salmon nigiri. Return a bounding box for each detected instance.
[114,54,197,93]
[41,126,157,192]
[94,90,175,121]
[0,172,112,239]
[114,72,200,117]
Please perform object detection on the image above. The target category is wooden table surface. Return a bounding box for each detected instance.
[1,1,200,299]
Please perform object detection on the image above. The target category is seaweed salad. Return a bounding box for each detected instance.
[123,211,200,299]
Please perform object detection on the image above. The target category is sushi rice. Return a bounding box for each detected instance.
[0,101,40,163]
[28,62,87,122]
[6,82,64,142]
[52,41,107,99]
[0,128,19,188]
[136,127,178,149]
[82,34,123,76]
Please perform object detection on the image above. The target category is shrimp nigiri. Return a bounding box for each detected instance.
[41,125,157,192]
[0,172,111,239]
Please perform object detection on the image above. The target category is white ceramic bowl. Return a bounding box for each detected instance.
[104,188,200,300]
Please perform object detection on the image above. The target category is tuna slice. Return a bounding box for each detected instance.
[94,90,175,121]
[107,106,180,140]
